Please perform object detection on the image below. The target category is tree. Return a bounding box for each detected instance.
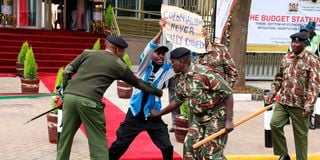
[228,0,252,90]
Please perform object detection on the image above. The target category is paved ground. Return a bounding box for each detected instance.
[0,77,319,160]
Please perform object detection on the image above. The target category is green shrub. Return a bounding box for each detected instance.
[123,53,132,69]
[104,5,113,27]
[180,101,188,119]
[23,47,38,79]
[92,38,100,50]
[51,67,64,114]
[17,41,29,63]
[53,67,64,93]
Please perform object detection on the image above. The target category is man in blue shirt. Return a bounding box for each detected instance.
[109,19,175,160]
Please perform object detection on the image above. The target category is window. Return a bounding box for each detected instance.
[19,0,37,26]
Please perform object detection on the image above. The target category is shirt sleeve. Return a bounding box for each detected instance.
[205,70,233,99]
[173,75,185,103]
[270,56,285,99]
[220,46,239,87]
[305,55,320,109]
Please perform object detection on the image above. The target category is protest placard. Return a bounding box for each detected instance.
[161,4,206,53]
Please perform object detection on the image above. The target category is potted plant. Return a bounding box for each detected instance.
[103,4,113,35]
[117,53,133,99]
[92,38,100,50]
[174,102,189,143]
[20,47,40,93]
[47,67,64,144]
[16,41,29,77]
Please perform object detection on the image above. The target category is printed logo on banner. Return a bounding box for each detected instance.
[289,3,299,12]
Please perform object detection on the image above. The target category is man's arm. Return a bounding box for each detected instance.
[220,45,239,88]
[150,99,182,117]
[62,50,88,89]
[122,68,163,97]
[303,55,320,116]
[266,57,285,103]
[224,94,234,132]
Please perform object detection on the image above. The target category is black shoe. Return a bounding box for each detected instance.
[310,123,316,130]
[279,154,290,160]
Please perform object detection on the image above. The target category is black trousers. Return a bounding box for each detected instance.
[109,110,173,160]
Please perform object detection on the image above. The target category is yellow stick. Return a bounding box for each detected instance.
[192,104,274,149]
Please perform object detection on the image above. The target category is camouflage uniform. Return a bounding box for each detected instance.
[174,63,233,160]
[269,49,320,160]
[194,43,238,87]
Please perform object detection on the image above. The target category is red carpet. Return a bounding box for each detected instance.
[39,73,182,160]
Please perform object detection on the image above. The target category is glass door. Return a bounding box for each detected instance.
[17,0,41,28]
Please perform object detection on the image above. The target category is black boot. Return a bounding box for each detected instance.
[279,154,290,160]
[161,146,173,160]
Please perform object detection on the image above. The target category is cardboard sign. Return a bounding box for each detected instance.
[161,4,206,53]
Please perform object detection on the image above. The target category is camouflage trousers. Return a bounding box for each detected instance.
[184,106,228,160]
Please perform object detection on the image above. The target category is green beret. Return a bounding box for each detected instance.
[170,47,191,59]
[106,35,128,49]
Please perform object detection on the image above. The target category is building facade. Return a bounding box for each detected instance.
[1,0,212,30]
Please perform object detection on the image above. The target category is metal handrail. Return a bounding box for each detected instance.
[113,8,161,17]
[110,7,121,36]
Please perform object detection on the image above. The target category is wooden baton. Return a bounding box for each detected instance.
[192,104,274,149]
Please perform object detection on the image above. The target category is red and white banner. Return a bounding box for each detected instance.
[247,0,320,53]
[215,0,237,43]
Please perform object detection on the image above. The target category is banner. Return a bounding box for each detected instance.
[247,0,320,53]
[215,0,237,43]
[161,4,206,53]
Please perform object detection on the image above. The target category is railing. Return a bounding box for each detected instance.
[245,53,284,80]
[110,8,121,36]
[112,8,161,38]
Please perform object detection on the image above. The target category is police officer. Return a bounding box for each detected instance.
[151,47,234,160]
[306,21,319,56]
[266,32,320,160]
[56,35,163,160]
[195,29,239,88]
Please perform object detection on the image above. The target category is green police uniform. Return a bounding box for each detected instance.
[269,33,320,160]
[56,49,162,160]
[194,43,238,87]
[174,63,233,160]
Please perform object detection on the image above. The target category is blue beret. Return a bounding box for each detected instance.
[299,24,309,32]
[307,21,316,29]
[290,32,308,41]
[170,47,191,59]
[106,35,128,49]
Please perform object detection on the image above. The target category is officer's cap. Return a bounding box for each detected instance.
[170,47,191,59]
[106,35,128,49]
[290,32,308,41]
[154,46,169,53]
[307,21,316,29]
